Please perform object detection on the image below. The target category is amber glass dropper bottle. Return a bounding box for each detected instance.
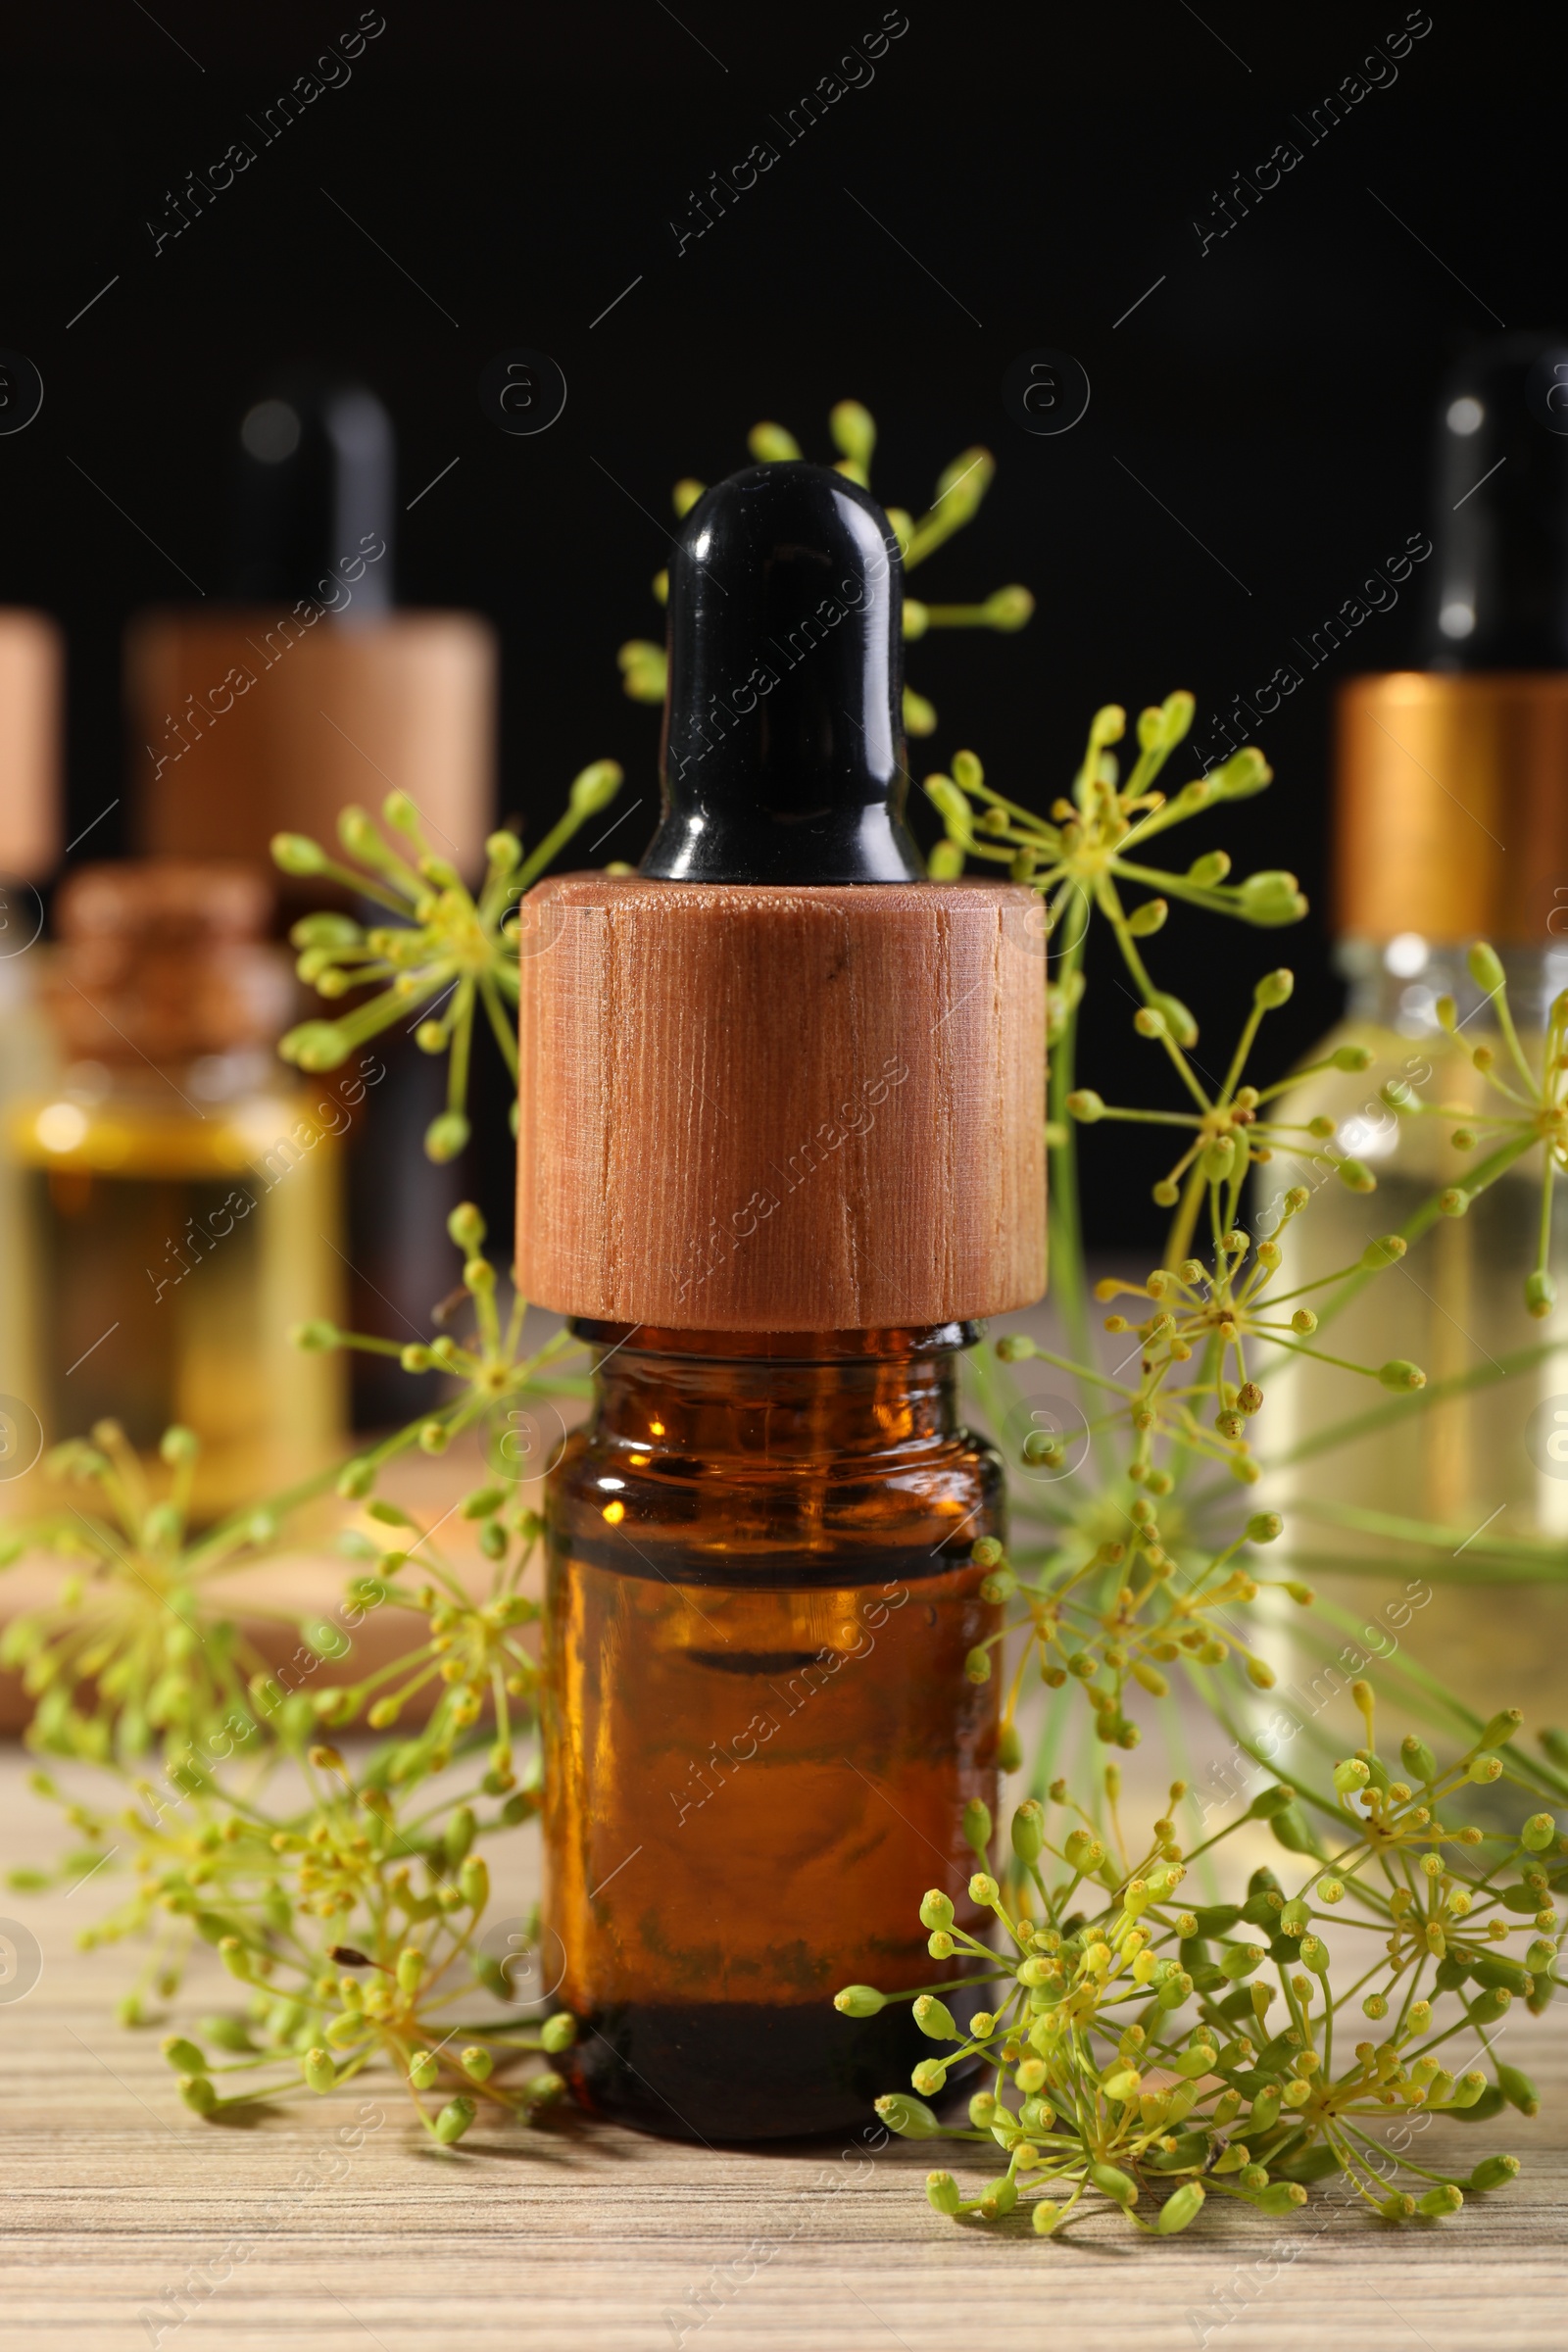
[516,461,1047,2139]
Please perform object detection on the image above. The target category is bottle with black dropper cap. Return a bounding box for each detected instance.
[1268,334,1568,1715]
[123,375,498,1427]
[515,462,1047,2138]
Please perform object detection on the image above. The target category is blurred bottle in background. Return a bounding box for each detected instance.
[0,861,346,1522]
[123,376,497,1427]
[1266,334,1568,1715]
[0,611,64,1494]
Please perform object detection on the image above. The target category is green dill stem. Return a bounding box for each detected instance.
[1162,1159,1208,1269]
[476,968,520,1082]
[446,981,474,1116]
[1044,919,1100,1400]
[1256,1330,1568,1478]
[514,797,603,892]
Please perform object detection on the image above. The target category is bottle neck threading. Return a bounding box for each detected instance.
[569,1321,978,1461]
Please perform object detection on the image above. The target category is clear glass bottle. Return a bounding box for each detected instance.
[1263,937,1568,1714]
[541,1321,1004,2140]
[0,861,346,1523]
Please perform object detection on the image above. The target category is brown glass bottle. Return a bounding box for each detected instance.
[540,1320,1003,2141]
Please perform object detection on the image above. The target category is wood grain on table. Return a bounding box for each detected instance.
[3,1753,1565,2352]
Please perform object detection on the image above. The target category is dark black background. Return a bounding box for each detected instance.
[2,0,1555,1248]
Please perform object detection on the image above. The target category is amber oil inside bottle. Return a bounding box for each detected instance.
[541,1321,1004,2141]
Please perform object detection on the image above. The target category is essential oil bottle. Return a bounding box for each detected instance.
[516,461,1046,2138]
[1267,335,1568,1712]
[124,375,497,1429]
[0,860,347,1522]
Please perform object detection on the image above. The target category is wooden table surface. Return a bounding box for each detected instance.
[4,1752,1566,2352]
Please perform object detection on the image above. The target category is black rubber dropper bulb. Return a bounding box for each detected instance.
[1426,332,1568,671]
[228,376,394,618]
[641,461,924,884]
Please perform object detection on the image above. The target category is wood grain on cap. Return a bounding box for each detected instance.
[515,874,1047,1331]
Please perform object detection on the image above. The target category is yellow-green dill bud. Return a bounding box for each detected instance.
[178,2075,217,2116]
[1127,897,1168,938]
[1401,1733,1438,1783]
[1479,1707,1522,1747]
[1065,1087,1105,1122]
[271,830,330,876]
[910,2059,947,2097]
[1246,1657,1277,1690]
[1378,1358,1426,1390]
[1447,2070,1487,2109]
[1332,1042,1374,1071]
[1171,2041,1217,2078]
[1467,1753,1503,1784]
[459,1856,489,1910]
[1089,2162,1138,2208]
[964,1644,993,1685]
[748,419,803,463]
[1526,1270,1557,1319]
[567,760,622,818]
[408,2049,439,2090]
[1495,2063,1540,2116]
[1154,2180,1205,2234]
[1338,1157,1377,1194]
[913,1994,959,2041]
[1467,941,1504,996]
[925,2169,962,2216]
[303,2048,336,2093]
[835,1984,887,2018]
[963,1800,993,1859]
[432,2094,475,2145]
[997,1721,1023,1772]
[1470,2154,1521,2192]
[539,2012,577,2054]
[919,1888,955,1932]
[1418,2182,1464,2218]
[458,2045,493,2083]
[1334,1756,1371,1793]
[218,1936,252,1982]
[162,2035,207,2076]
[396,1947,425,1996]
[1522,1812,1557,1852]
[1254,967,1294,1009]
[1238,868,1305,925]
[425,1112,470,1162]
[1011,1800,1045,1864]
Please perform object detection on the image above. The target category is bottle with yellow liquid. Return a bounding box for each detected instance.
[1265,336,1568,1717]
[0,860,347,1523]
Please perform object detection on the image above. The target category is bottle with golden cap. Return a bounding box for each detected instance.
[517,461,1047,2137]
[0,860,347,1522]
[1266,335,1568,1712]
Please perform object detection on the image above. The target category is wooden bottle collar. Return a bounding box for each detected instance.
[514,872,1047,1333]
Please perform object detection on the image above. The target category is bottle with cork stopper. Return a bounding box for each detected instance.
[122,376,498,1429]
[0,860,347,1522]
[1267,333,1568,1712]
[516,460,1047,2137]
